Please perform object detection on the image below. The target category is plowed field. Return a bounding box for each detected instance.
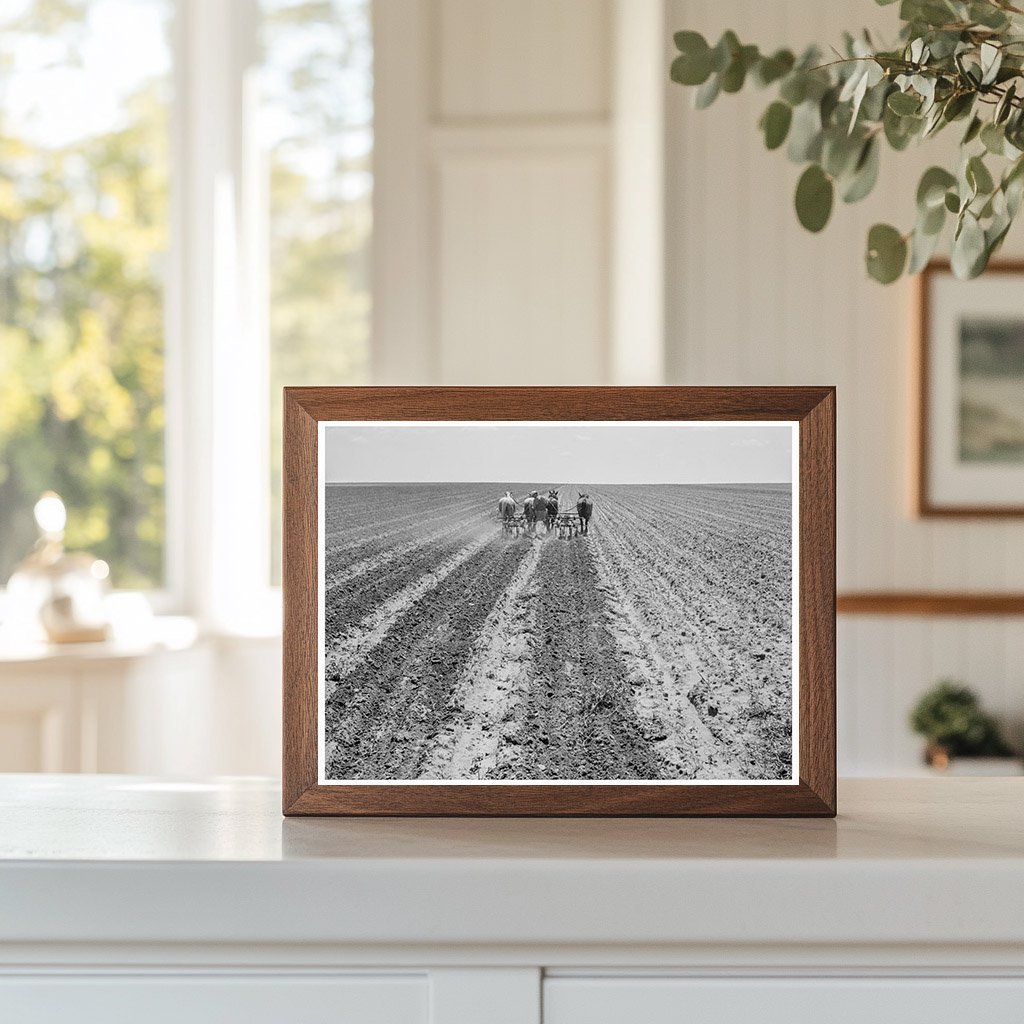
[322,482,793,781]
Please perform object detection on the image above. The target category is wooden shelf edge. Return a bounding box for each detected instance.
[837,592,1024,617]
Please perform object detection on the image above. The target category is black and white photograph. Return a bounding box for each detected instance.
[318,420,798,784]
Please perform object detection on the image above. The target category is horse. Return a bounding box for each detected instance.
[498,492,517,520]
[576,494,593,535]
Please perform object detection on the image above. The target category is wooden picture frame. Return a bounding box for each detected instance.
[283,387,836,816]
[916,260,1024,517]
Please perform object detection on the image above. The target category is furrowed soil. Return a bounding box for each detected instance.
[322,482,793,781]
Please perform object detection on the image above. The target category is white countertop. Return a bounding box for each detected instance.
[1,775,1022,951]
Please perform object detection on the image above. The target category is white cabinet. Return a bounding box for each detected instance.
[0,975,428,1024]
[544,978,1024,1024]
[1,778,1022,1024]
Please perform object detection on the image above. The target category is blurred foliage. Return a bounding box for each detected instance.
[0,0,169,587]
[264,0,371,582]
[0,0,372,591]
[671,0,1024,283]
[909,679,1015,756]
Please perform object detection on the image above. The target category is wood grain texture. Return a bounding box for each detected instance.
[282,392,319,813]
[282,387,836,816]
[916,260,1024,518]
[837,592,1024,616]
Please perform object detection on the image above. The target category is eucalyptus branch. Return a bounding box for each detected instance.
[670,0,1024,283]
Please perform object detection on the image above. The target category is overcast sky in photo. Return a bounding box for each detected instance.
[323,421,795,485]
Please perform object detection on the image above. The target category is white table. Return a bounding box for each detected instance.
[1,776,1022,1023]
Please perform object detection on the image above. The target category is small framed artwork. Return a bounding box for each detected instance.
[918,261,1024,516]
[282,387,835,816]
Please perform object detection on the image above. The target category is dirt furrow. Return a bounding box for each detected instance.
[325,516,469,596]
[588,538,743,779]
[493,537,664,780]
[596,490,792,780]
[323,533,492,685]
[324,491,485,559]
[324,537,533,779]
[418,540,544,780]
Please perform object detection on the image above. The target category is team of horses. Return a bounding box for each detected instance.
[497,490,593,539]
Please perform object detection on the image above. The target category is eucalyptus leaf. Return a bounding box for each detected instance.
[787,100,823,162]
[908,221,943,273]
[760,101,793,150]
[980,41,1002,86]
[967,154,995,195]
[710,31,740,73]
[995,82,1017,124]
[903,0,958,28]
[842,137,880,203]
[671,50,712,87]
[721,44,759,93]
[1006,173,1024,218]
[942,91,974,122]
[917,166,957,210]
[820,85,841,126]
[754,49,795,87]
[779,73,807,106]
[951,211,986,278]
[795,164,834,232]
[822,128,864,178]
[866,223,908,283]
[981,121,1006,155]
[884,106,922,150]
[970,2,1009,30]
[921,200,946,235]
[1004,158,1024,216]
[694,73,721,109]
[888,90,921,115]
[922,105,944,137]
[861,79,892,122]
[962,115,983,145]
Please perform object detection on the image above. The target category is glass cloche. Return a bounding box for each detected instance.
[5,492,111,644]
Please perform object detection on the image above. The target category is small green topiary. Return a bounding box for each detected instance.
[909,679,1014,757]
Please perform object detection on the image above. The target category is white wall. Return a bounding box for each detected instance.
[665,0,1024,771]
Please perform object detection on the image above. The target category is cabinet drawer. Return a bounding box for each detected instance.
[0,974,427,1024]
[544,977,1024,1024]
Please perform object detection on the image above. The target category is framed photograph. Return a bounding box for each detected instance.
[283,387,835,816]
[918,261,1024,516]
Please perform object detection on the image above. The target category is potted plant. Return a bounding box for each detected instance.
[909,680,1019,772]
[670,0,1024,283]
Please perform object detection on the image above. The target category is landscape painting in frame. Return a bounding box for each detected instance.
[318,421,799,785]
[920,262,1024,515]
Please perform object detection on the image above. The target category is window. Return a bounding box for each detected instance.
[0,0,172,589]
[262,0,373,581]
[0,0,373,615]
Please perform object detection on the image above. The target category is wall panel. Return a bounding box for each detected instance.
[437,0,611,120]
[436,150,608,384]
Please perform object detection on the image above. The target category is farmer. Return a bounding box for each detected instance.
[524,490,540,534]
[576,492,593,535]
